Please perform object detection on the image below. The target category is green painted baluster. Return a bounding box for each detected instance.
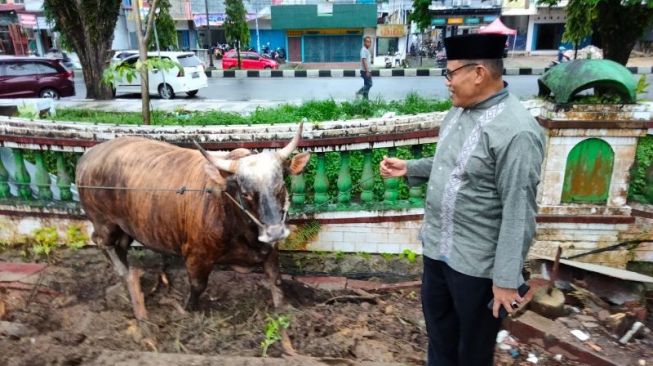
[409,145,424,206]
[360,149,375,206]
[13,149,32,200]
[34,151,53,200]
[290,173,306,210]
[313,153,329,208]
[336,151,352,208]
[56,152,73,201]
[0,154,11,199]
[383,148,399,206]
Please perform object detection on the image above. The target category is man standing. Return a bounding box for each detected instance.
[380,33,545,366]
[356,36,373,100]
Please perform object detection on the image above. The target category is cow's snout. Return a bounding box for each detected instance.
[258,224,290,244]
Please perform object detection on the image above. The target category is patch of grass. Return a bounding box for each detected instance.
[401,249,418,263]
[358,252,372,260]
[260,314,290,357]
[280,220,321,251]
[65,225,88,250]
[54,94,450,126]
[334,251,346,262]
[381,252,396,261]
[31,227,59,258]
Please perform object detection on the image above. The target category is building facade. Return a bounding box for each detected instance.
[271,3,377,63]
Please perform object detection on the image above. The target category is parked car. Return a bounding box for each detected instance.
[44,48,77,70]
[222,51,278,70]
[0,56,75,99]
[111,52,207,99]
[111,50,139,64]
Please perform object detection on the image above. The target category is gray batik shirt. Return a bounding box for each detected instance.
[406,88,545,289]
[360,47,370,71]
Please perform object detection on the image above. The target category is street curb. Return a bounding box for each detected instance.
[205,67,653,78]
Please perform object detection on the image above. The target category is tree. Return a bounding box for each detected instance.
[409,0,432,32]
[540,0,653,65]
[133,0,159,125]
[224,0,250,69]
[43,0,121,100]
[148,0,177,51]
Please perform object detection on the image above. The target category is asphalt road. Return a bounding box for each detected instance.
[72,74,653,102]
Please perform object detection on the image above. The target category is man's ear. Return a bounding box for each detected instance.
[286,152,311,175]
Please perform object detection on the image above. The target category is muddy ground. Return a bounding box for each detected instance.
[0,247,627,365]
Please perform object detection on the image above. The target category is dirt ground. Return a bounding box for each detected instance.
[0,247,630,366]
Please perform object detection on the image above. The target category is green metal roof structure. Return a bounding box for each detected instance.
[538,59,637,104]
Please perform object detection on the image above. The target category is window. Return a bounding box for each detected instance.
[37,63,59,75]
[245,53,260,60]
[14,0,25,4]
[177,54,201,67]
[5,62,39,77]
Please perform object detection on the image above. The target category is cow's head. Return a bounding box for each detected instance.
[198,123,310,244]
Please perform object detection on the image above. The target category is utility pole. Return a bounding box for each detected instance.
[253,0,261,53]
[204,0,214,68]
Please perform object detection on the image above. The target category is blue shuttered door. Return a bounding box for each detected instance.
[303,35,360,63]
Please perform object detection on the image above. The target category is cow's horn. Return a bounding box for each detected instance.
[193,140,237,173]
[277,122,303,160]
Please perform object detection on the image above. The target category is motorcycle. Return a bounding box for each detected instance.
[384,54,392,68]
[435,49,447,68]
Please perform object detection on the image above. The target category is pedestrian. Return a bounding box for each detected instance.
[356,36,373,100]
[379,33,545,366]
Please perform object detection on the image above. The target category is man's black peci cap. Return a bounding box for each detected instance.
[444,33,508,60]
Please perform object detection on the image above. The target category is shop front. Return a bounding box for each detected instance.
[286,29,362,63]
[375,24,406,63]
[272,3,376,64]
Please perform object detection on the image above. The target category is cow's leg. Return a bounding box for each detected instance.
[150,254,172,294]
[183,254,213,311]
[94,226,147,320]
[263,247,284,309]
[115,233,148,320]
[264,248,297,356]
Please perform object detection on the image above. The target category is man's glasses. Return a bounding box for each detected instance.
[443,63,479,81]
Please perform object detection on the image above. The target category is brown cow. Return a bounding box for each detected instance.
[75,124,309,320]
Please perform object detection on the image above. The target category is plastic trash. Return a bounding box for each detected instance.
[526,353,539,364]
[571,329,590,341]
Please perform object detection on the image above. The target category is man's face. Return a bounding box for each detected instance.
[364,38,372,49]
[444,60,479,108]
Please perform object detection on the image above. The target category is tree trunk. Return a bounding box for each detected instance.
[237,44,242,69]
[596,0,653,65]
[133,0,159,125]
[43,0,121,100]
[79,46,113,100]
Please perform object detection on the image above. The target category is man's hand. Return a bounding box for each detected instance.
[491,285,523,318]
[380,156,407,178]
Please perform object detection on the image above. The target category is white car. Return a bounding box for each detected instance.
[111,51,207,99]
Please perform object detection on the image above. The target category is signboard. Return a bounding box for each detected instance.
[193,13,257,27]
[18,13,36,28]
[376,24,405,38]
[431,18,446,26]
[503,0,528,8]
[447,18,464,25]
[465,17,480,24]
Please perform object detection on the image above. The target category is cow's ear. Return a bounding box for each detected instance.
[204,163,230,190]
[287,152,310,175]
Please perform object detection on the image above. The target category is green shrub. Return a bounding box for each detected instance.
[32,227,59,258]
[629,135,653,203]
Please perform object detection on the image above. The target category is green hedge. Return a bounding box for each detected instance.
[54,94,451,126]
